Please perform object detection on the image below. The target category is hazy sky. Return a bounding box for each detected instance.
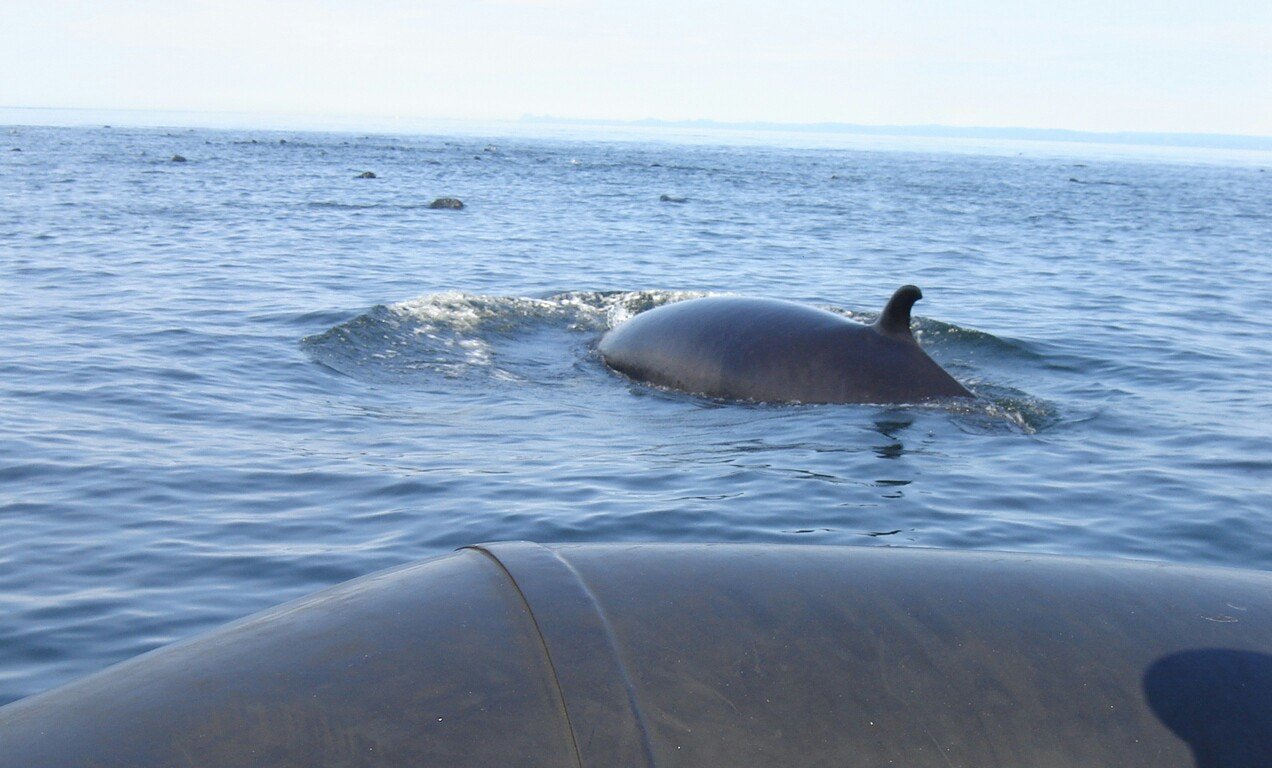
[6,0,1270,135]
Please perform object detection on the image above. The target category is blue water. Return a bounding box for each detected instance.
[1,120,1269,705]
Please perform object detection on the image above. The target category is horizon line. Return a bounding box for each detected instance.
[520,114,1272,152]
[4,105,1270,153]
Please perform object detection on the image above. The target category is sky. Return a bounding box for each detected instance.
[5,0,1271,136]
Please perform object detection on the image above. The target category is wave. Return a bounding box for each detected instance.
[300,290,705,385]
[304,201,451,211]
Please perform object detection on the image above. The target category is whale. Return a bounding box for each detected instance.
[598,285,972,404]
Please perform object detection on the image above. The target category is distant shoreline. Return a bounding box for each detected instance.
[520,115,1272,153]
[3,105,1269,153]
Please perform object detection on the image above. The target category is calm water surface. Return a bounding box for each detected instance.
[1,121,1270,703]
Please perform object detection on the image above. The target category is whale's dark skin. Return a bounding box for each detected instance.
[598,285,972,404]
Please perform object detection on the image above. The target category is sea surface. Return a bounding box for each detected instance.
[1,119,1269,705]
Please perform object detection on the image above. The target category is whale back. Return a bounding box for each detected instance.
[598,287,971,404]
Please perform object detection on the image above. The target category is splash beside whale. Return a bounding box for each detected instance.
[598,285,972,404]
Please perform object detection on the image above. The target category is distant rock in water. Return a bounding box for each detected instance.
[171,154,187,163]
[356,171,377,179]
[659,194,687,203]
[429,197,465,210]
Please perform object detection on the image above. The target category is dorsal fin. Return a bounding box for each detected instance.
[874,285,922,340]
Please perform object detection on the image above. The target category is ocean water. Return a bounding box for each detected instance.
[1,120,1269,705]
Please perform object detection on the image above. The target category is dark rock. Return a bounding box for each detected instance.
[171,154,187,163]
[429,197,465,210]
[356,171,377,179]
[659,194,687,203]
